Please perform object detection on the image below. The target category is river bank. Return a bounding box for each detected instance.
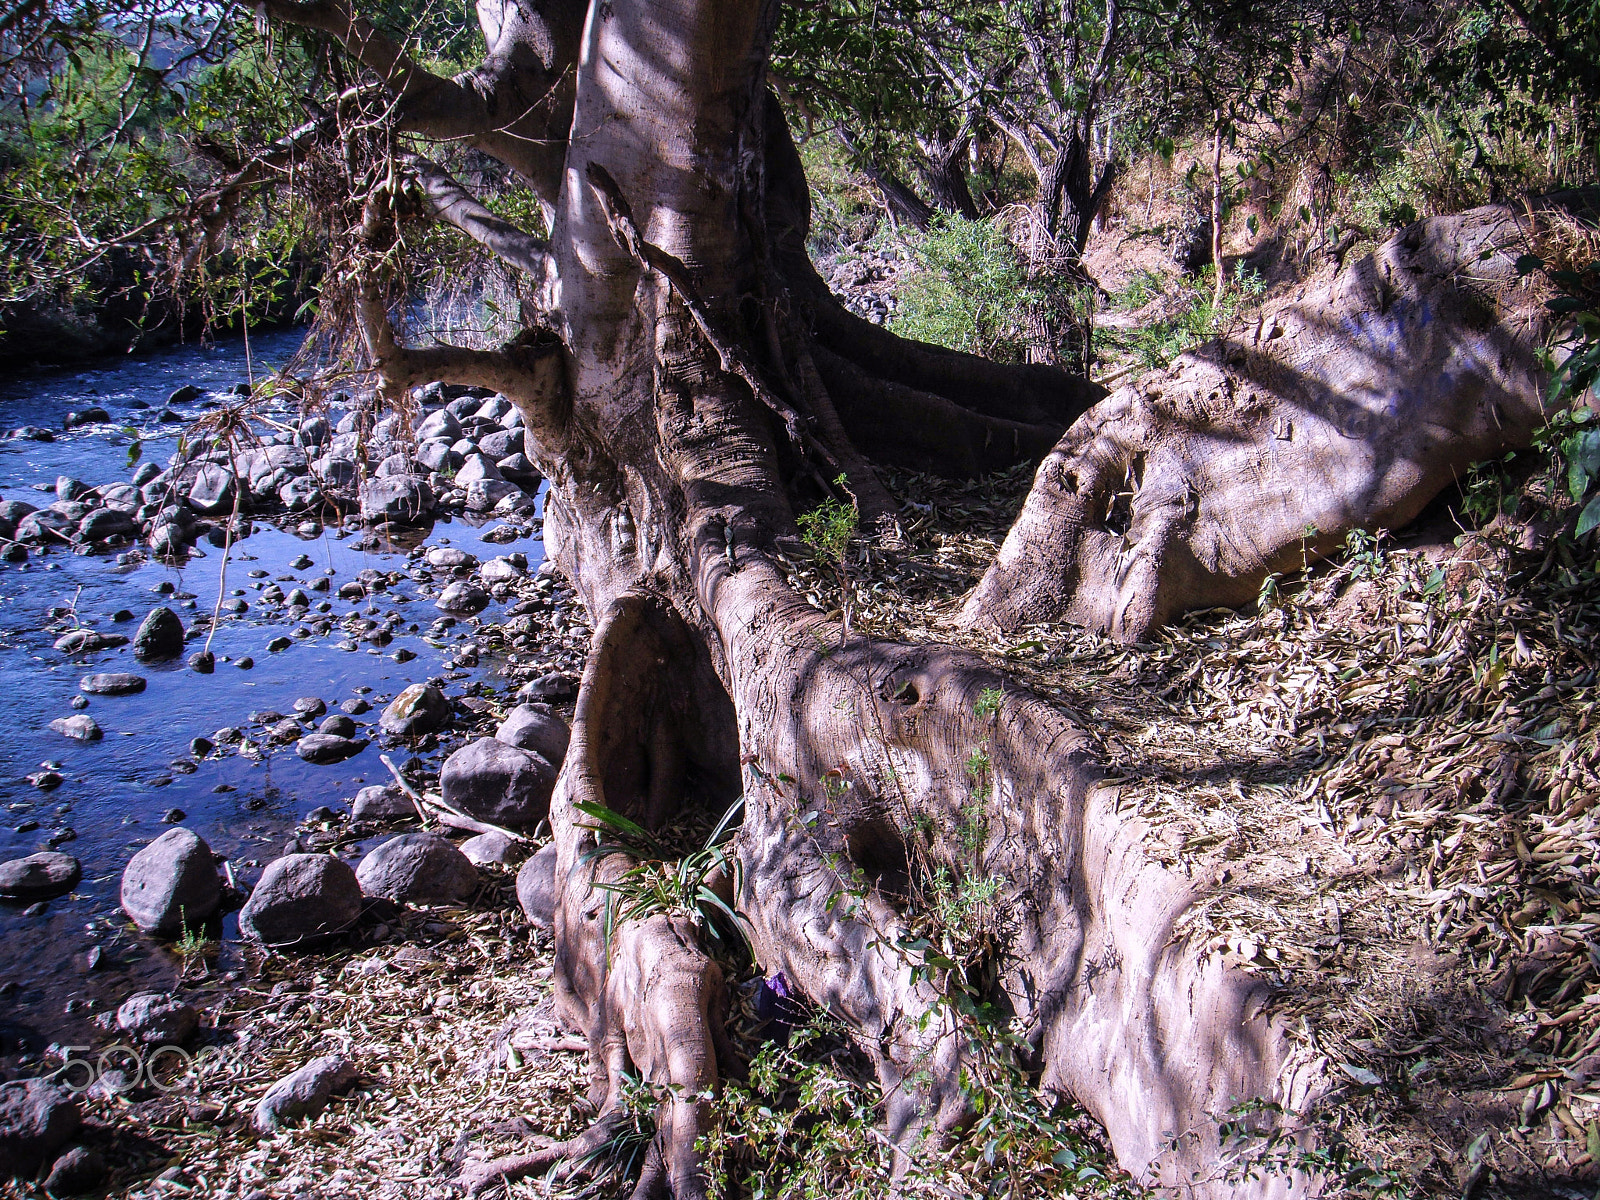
[0,331,588,1107]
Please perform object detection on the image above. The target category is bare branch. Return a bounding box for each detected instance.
[402,152,551,278]
[260,0,579,197]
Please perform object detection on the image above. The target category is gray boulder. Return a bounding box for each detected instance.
[0,852,81,900]
[496,453,539,482]
[296,415,331,446]
[435,581,490,614]
[465,478,519,512]
[42,1146,105,1195]
[0,1079,81,1180]
[133,606,185,661]
[495,705,570,767]
[355,833,478,905]
[479,556,525,583]
[425,546,476,569]
[238,854,362,947]
[478,428,524,460]
[252,1055,358,1134]
[54,630,126,654]
[296,733,368,764]
[120,827,220,936]
[358,475,434,524]
[352,785,416,821]
[516,844,559,929]
[187,464,237,515]
[416,440,462,474]
[314,454,359,488]
[116,992,199,1045]
[16,509,71,543]
[460,831,526,867]
[379,683,451,737]
[48,715,101,742]
[440,737,556,828]
[80,672,146,695]
[416,410,461,442]
[279,477,324,510]
[79,507,137,541]
[455,454,502,485]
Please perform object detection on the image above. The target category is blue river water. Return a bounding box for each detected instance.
[0,330,545,1057]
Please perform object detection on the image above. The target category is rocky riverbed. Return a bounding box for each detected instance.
[0,332,600,1194]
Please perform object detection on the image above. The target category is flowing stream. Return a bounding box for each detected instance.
[0,330,545,1060]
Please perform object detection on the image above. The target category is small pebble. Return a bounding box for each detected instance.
[162,808,186,823]
[236,657,254,669]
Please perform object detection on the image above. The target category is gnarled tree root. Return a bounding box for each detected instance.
[962,196,1595,641]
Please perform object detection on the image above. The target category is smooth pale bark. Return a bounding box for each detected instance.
[261,0,1401,1195]
[962,200,1586,641]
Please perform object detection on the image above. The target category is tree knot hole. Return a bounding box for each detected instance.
[844,817,911,906]
[1102,452,1146,538]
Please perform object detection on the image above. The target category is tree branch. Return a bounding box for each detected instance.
[260,0,580,196]
[403,152,551,278]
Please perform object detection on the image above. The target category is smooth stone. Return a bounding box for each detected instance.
[119,827,221,937]
[464,478,519,512]
[0,1079,81,1180]
[435,581,490,614]
[351,785,416,821]
[133,606,185,661]
[318,714,357,738]
[0,852,82,900]
[186,463,237,516]
[519,672,579,701]
[252,1054,358,1134]
[80,672,146,696]
[79,507,137,541]
[293,697,327,717]
[238,854,362,948]
[48,715,101,742]
[53,630,127,654]
[515,844,558,929]
[440,737,556,828]
[460,831,526,867]
[479,557,525,583]
[358,476,434,524]
[355,833,478,905]
[494,705,570,767]
[425,546,477,569]
[378,683,451,737]
[296,733,368,764]
[115,992,199,1045]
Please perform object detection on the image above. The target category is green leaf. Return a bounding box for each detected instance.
[1577,493,1600,538]
[1514,254,1545,275]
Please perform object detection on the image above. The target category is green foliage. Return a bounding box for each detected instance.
[1213,1099,1418,1197]
[1342,528,1388,580]
[1103,262,1266,371]
[700,1014,1138,1199]
[890,214,1085,364]
[798,485,859,566]
[577,797,751,955]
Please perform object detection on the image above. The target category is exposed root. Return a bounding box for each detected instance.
[962,198,1588,640]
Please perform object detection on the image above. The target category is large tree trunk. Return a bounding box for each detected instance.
[270,0,1314,1195]
[962,198,1594,642]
